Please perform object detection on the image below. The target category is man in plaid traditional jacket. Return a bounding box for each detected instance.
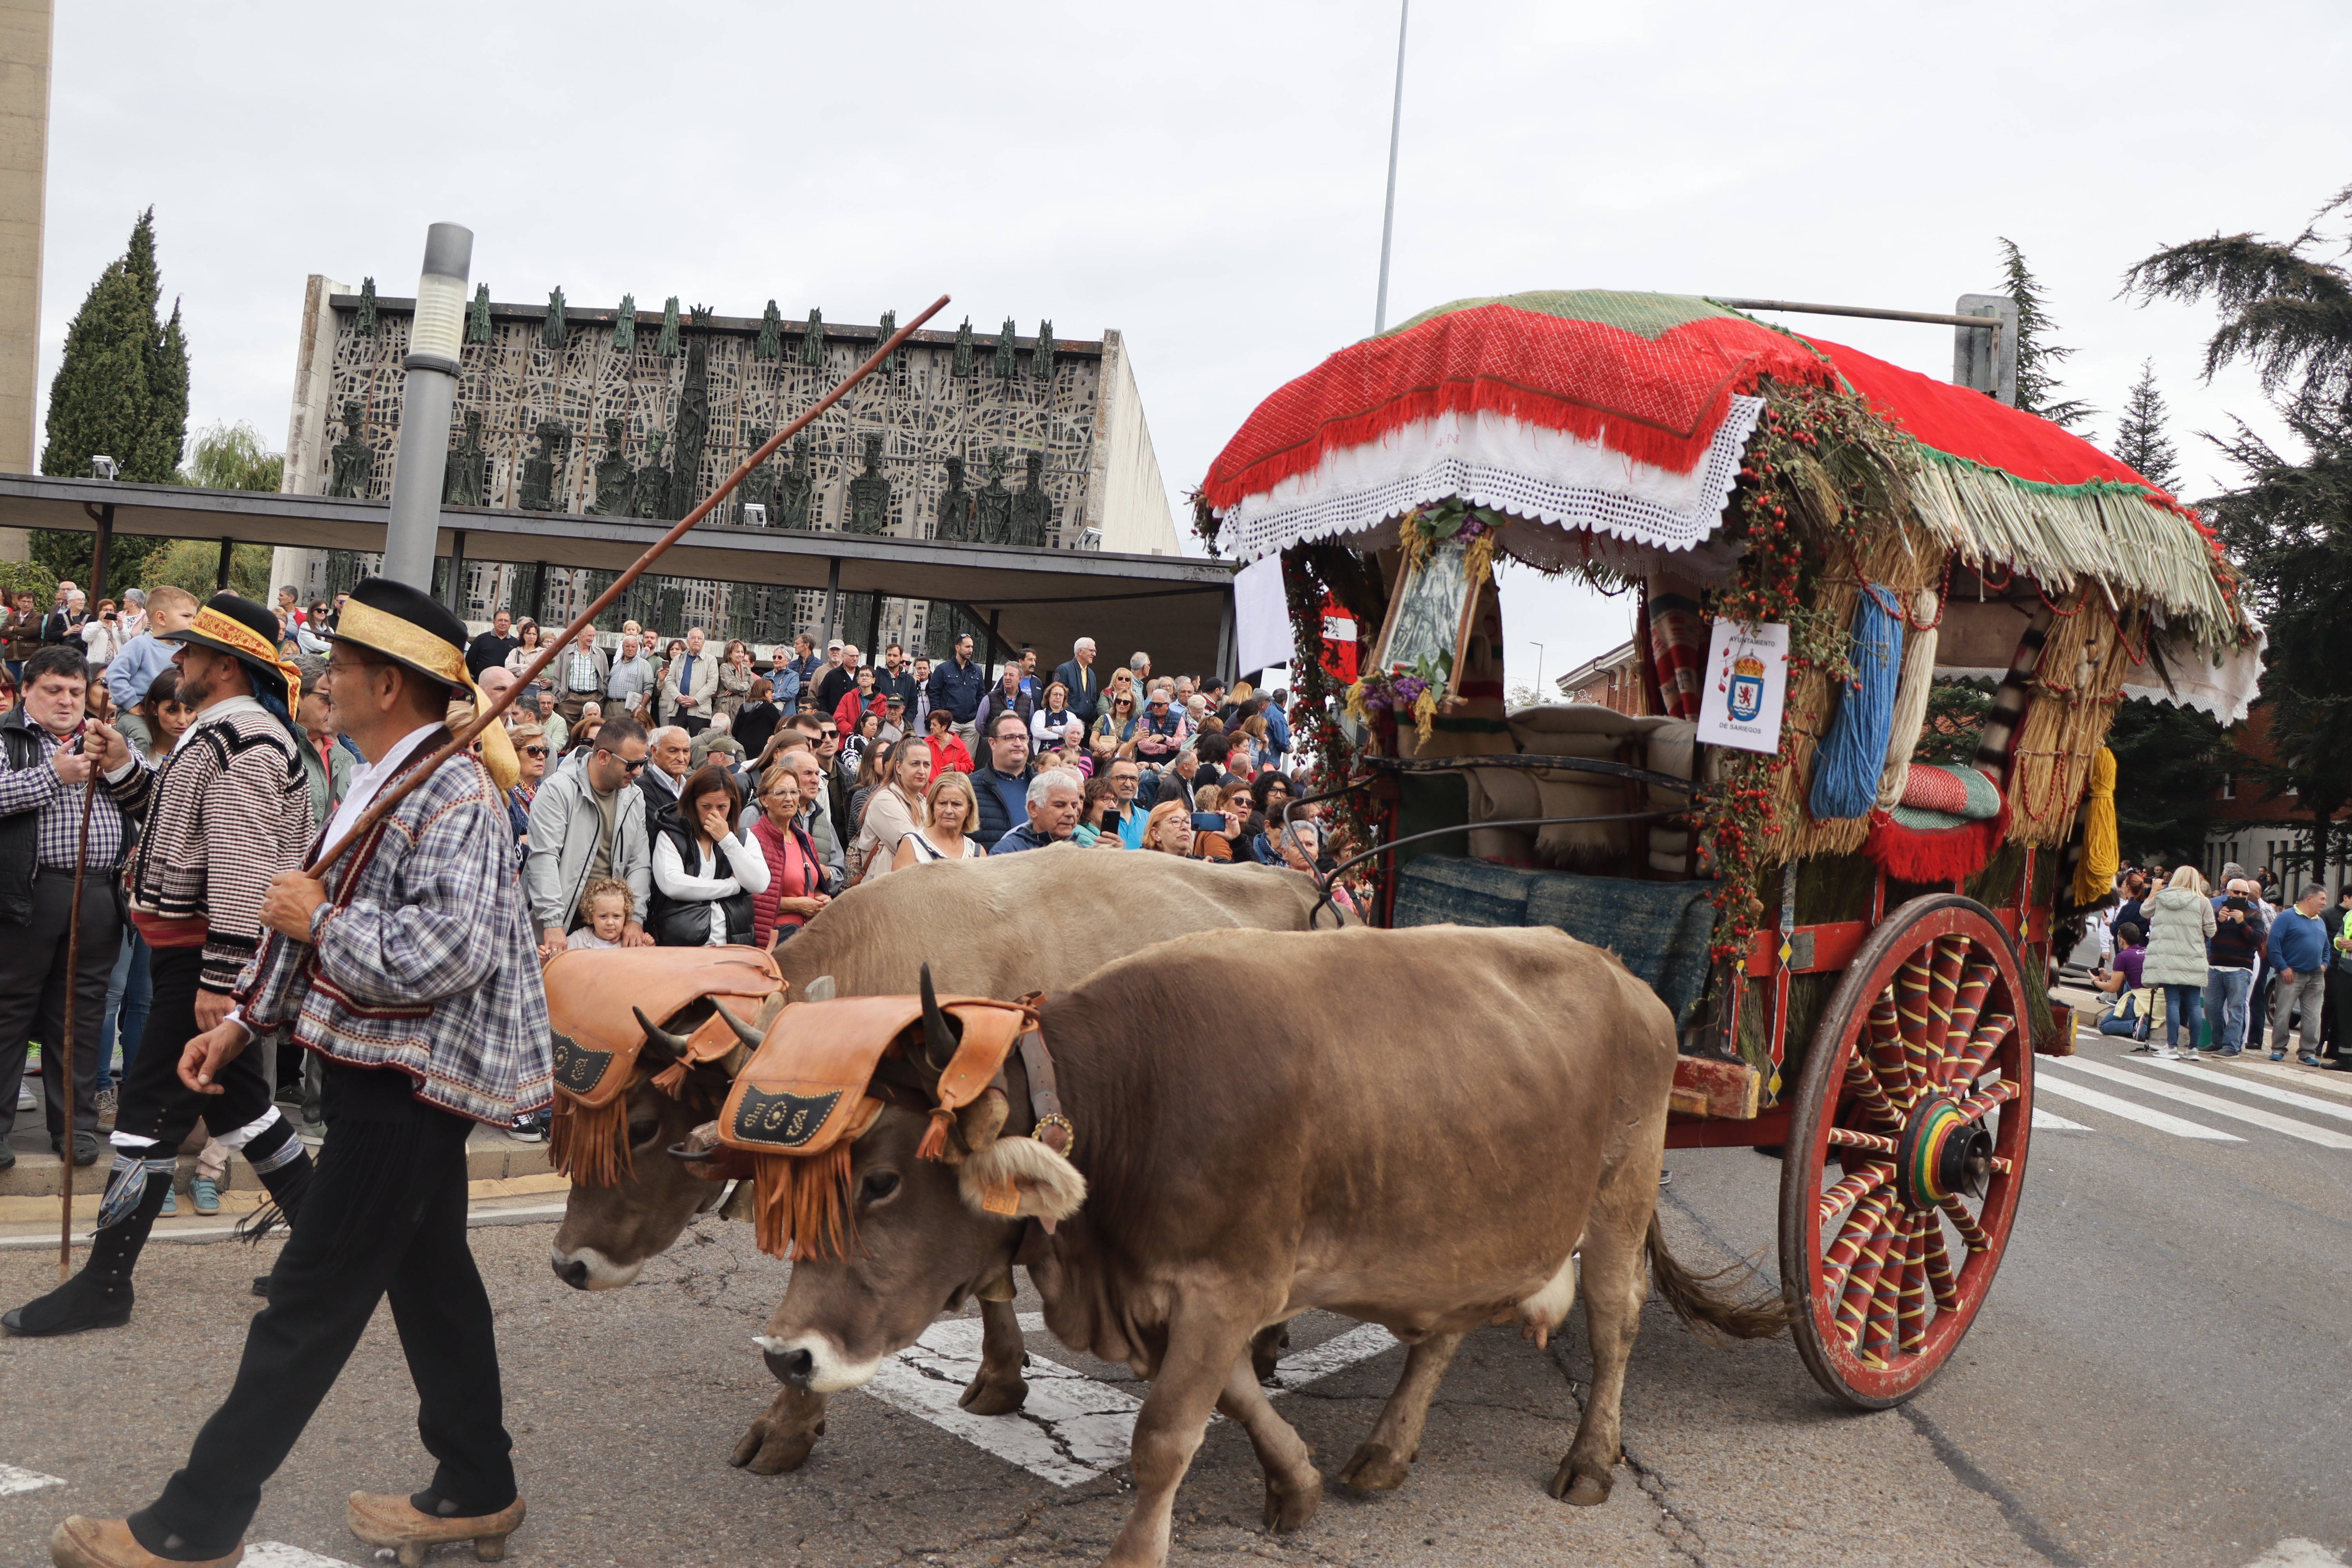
[46,579,549,1568]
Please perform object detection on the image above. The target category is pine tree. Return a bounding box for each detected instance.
[2109,360,2180,491]
[1995,238,2094,430]
[33,207,188,589]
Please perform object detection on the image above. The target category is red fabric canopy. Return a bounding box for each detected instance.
[1798,335,2172,502]
[1201,292,1835,511]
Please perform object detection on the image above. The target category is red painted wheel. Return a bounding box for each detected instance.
[1778,894,2033,1409]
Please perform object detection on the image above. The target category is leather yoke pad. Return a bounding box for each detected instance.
[547,946,784,1111]
[718,995,1032,1157]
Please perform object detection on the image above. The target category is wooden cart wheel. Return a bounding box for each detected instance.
[1777,893,2033,1409]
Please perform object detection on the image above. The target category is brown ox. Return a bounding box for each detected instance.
[756,925,1779,1568]
[547,847,1334,1474]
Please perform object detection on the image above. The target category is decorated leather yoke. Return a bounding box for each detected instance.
[546,946,785,1186]
[717,993,1036,1260]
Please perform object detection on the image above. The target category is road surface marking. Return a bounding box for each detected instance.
[2141,1058,2352,1123]
[2031,1108,2088,1131]
[0,1463,64,1497]
[245,1546,363,1568]
[2051,1058,2352,1149]
[864,1312,1402,1486]
[2243,1539,2347,1568]
[2033,1075,2243,1141]
[2225,1057,2352,1101]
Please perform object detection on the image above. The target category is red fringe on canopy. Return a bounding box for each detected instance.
[1862,794,2014,886]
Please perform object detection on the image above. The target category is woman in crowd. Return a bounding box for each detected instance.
[648,763,770,947]
[2143,865,2220,1060]
[1239,772,1292,863]
[853,740,931,882]
[654,637,686,700]
[924,706,975,776]
[1092,686,1138,769]
[717,638,756,719]
[893,769,986,868]
[748,764,829,948]
[78,599,127,668]
[568,719,601,761]
[117,669,189,760]
[1072,775,1124,848]
[1139,800,1194,857]
[503,618,544,675]
[1,588,38,681]
[846,735,893,832]
[1031,680,1086,755]
[733,676,782,758]
[506,722,548,870]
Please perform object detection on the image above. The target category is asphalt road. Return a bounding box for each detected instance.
[1,1027,2345,1568]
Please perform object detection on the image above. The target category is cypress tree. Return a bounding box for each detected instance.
[2109,360,2180,492]
[1995,238,2094,431]
[34,207,186,588]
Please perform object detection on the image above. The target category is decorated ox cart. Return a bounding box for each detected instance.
[1199,290,2257,1407]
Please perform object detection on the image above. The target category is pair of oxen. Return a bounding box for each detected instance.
[547,846,1774,1568]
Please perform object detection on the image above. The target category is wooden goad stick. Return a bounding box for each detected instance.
[307,292,951,879]
[57,725,99,1278]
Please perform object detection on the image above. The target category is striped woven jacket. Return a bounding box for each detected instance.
[235,737,550,1125]
[129,697,313,993]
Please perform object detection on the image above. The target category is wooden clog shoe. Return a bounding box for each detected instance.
[346,1492,525,1565]
[48,1516,241,1567]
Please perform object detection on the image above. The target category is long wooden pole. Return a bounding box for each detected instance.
[308,293,950,878]
[59,509,111,1276]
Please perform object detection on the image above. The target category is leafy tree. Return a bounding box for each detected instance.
[2105,697,2225,865]
[135,423,285,602]
[1995,238,2094,431]
[186,420,283,493]
[2110,361,2181,492]
[2125,186,2352,886]
[1913,678,1993,766]
[140,539,269,603]
[33,207,190,591]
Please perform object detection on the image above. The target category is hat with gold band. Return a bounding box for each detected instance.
[330,577,520,791]
[161,593,302,713]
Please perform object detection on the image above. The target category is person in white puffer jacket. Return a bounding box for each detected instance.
[2141,866,2219,1060]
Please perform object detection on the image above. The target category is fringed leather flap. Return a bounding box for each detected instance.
[720,995,929,1157]
[547,946,784,1112]
[933,1001,1033,1115]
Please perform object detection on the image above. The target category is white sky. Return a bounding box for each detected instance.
[35,0,2350,684]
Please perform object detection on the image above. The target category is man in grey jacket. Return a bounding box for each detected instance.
[660,626,721,734]
[524,716,654,961]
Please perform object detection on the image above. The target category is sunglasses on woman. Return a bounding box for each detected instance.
[520,745,548,758]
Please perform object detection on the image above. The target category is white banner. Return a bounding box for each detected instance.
[1695,619,1789,755]
[1232,554,1292,678]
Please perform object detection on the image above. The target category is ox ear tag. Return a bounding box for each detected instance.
[980,1178,1020,1216]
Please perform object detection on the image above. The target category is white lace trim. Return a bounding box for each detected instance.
[1214,396,1764,565]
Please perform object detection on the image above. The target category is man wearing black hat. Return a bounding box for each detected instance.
[7,593,318,1344]
[45,578,547,1568]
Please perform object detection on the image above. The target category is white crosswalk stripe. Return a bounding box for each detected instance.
[2141,1058,2352,1123]
[2035,1073,2244,1141]
[0,1463,64,1497]
[243,1545,363,1568]
[2031,1107,2089,1131]
[2049,1057,2352,1149]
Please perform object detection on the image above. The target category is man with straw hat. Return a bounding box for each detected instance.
[6,593,317,1344]
[44,578,546,1568]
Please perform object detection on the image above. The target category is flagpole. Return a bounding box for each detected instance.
[1372,0,1409,334]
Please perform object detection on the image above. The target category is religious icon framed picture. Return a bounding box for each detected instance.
[1368,536,1480,702]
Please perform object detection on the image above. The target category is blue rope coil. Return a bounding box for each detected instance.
[1808,584,1904,822]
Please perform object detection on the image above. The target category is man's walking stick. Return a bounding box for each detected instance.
[305,293,951,879]
[59,717,101,1277]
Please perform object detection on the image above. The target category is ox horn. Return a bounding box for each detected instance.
[919,962,961,1074]
[801,975,836,1003]
[633,1006,691,1060]
[710,998,766,1052]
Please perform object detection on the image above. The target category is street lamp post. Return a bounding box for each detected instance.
[380,222,473,591]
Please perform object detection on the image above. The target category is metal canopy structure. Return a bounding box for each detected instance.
[0,474,1239,676]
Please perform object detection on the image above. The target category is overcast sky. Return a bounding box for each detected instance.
[36,0,2349,682]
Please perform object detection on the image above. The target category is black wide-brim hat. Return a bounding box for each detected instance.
[330,577,470,689]
[160,593,297,704]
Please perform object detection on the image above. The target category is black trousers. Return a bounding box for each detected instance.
[0,868,121,1145]
[115,948,276,1152]
[138,1064,514,1555]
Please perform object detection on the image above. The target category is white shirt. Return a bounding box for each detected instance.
[652,828,771,946]
[323,722,441,853]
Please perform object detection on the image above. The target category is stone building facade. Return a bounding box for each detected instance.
[272,278,1176,651]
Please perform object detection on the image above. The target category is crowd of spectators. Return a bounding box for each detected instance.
[0,579,1330,1161]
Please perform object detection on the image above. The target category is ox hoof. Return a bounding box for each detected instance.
[958,1372,1029,1415]
[729,1412,825,1475]
[1250,1325,1292,1385]
[1546,1458,1612,1506]
[1262,1466,1323,1533]
[1336,1441,1412,1492]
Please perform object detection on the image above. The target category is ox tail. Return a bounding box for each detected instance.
[1645,1213,1789,1343]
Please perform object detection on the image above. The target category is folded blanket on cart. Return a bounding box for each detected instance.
[1891,763,2003,828]
[1394,854,1717,1025]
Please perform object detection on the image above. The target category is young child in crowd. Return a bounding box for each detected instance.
[566,878,634,950]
